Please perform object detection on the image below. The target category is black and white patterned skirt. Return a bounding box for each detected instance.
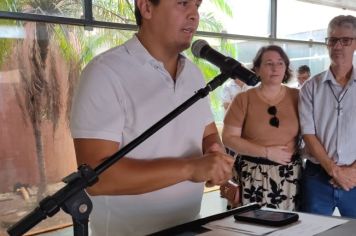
[235,154,302,211]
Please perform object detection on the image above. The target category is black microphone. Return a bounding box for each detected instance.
[191,39,259,86]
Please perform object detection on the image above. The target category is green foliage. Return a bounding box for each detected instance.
[2,0,20,12]
[0,38,13,67]
[17,0,81,16]
[92,0,135,23]
[0,0,237,123]
[199,12,224,32]
[188,49,224,122]
[210,0,233,17]
[0,1,20,67]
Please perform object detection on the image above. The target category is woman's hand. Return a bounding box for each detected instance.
[266,146,293,165]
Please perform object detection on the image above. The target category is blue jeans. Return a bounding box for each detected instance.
[302,161,356,218]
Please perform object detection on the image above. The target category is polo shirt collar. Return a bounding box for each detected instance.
[124,34,187,71]
[124,34,156,66]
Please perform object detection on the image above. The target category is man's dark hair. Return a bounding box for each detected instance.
[134,0,160,26]
[252,45,292,83]
[298,65,310,75]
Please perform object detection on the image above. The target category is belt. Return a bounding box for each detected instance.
[240,155,278,165]
[305,160,331,179]
[305,160,321,168]
[240,154,300,166]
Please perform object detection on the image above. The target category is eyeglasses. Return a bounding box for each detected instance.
[325,37,356,47]
[267,106,279,128]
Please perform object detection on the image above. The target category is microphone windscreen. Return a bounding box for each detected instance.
[191,39,209,58]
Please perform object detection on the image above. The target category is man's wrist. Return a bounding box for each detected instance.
[324,160,338,177]
[181,158,195,181]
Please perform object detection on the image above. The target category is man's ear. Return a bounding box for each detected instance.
[136,0,153,20]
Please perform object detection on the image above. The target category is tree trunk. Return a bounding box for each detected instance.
[32,121,47,201]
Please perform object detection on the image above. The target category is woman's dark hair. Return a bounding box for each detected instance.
[252,45,292,83]
[134,0,160,26]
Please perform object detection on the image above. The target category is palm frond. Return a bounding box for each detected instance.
[210,0,233,17]
[199,12,224,32]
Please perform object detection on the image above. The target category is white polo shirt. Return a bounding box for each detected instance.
[70,35,214,236]
[221,80,251,104]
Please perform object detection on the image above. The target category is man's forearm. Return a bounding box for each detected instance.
[303,134,336,175]
[303,134,356,190]
[87,157,195,196]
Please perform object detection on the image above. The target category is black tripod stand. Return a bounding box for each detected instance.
[7,72,232,236]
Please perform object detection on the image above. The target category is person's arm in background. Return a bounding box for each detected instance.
[202,122,225,153]
[74,122,234,196]
[299,80,356,191]
[221,83,232,112]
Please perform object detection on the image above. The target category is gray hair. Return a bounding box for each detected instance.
[327,15,356,36]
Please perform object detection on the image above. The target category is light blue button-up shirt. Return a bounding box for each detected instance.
[299,67,356,165]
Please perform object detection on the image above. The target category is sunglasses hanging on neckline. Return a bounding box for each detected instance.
[267,106,279,128]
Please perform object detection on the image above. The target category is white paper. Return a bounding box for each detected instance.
[268,212,348,236]
[199,228,250,236]
[204,210,348,236]
[205,217,279,235]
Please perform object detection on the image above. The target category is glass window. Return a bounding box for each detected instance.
[277,0,356,41]
[0,0,83,18]
[274,42,330,87]
[189,37,331,123]
[91,0,270,37]
[92,0,136,24]
[188,37,267,123]
[199,0,270,37]
[0,19,134,235]
[1,1,355,234]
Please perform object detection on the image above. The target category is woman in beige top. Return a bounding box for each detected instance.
[222,45,302,211]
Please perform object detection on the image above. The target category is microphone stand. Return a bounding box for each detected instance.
[7,72,232,236]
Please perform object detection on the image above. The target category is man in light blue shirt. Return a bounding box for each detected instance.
[299,15,356,217]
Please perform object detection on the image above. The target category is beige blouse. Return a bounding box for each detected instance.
[224,86,300,153]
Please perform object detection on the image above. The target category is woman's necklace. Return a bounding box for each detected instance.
[259,85,284,105]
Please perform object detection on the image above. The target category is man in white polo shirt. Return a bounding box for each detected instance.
[70,0,234,235]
